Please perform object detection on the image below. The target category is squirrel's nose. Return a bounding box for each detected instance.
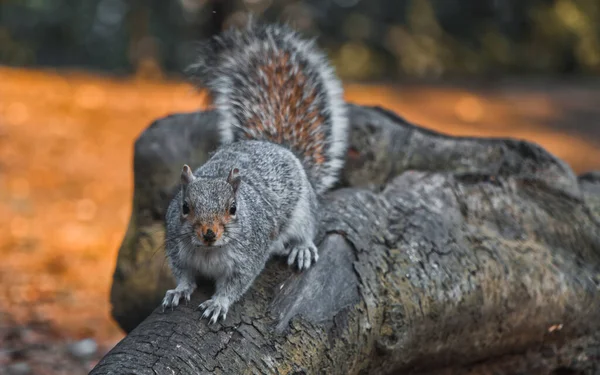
[203,229,216,242]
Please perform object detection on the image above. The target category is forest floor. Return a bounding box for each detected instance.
[0,66,599,374]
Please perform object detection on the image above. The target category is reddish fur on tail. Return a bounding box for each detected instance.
[187,21,348,195]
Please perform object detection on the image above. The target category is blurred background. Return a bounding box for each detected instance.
[3,0,600,77]
[0,0,599,374]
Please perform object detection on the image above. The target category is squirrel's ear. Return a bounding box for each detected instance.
[181,165,195,185]
[227,168,241,194]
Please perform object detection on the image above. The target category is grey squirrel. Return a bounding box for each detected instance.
[161,21,348,324]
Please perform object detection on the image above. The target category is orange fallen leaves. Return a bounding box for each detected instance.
[0,67,203,344]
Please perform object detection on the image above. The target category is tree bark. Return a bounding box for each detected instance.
[94,104,600,374]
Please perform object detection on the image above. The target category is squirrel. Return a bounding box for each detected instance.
[160,21,348,324]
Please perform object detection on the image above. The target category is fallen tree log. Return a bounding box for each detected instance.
[93,104,600,374]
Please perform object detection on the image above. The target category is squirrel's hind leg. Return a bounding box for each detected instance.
[287,240,319,271]
[270,232,319,271]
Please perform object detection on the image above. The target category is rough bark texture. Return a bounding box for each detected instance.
[94,104,600,374]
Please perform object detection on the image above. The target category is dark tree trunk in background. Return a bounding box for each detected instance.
[93,104,600,374]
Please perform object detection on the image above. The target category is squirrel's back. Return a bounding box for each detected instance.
[188,22,348,195]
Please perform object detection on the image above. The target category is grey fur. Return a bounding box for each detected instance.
[162,22,346,324]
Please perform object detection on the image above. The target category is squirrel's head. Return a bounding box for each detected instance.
[179,164,241,248]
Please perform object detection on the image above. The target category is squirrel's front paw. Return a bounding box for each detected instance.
[287,242,319,271]
[198,297,230,324]
[162,287,193,311]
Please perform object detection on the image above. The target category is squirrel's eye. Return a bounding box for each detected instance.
[229,203,236,216]
[182,202,190,215]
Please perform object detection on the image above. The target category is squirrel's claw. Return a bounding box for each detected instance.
[198,297,229,324]
[209,310,220,325]
[162,287,194,312]
[298,248,307,269]
[287,247,299,267]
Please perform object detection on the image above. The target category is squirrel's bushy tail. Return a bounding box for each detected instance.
[187,21,348,195]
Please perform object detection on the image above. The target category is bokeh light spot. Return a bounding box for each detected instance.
[5,102,30,125]
[10,216,30,239]
[455,95,484,123]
